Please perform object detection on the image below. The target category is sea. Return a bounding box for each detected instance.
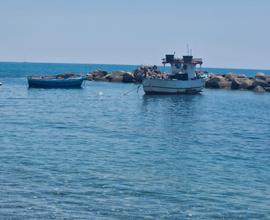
[0,62,270,219]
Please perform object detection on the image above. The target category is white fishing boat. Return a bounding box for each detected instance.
[143,54,206,94]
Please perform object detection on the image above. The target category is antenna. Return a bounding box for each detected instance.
[186,44,189,55]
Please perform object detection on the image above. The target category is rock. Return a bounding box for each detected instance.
[105,71,125,82]
[133,65,161,82]
[266,77,270,84]
[255,72,270,84]
[225,73,247,81]
[254,85,265,93]
[231,77,254,90]
[237,74,247,78]
[205,75,220,88]
[252,78,269,88]
[56,72,81,78]
[242,78,255,90]
[89,69,109,81]
[217,80,231,89]
[264,87,270,92]
[265,74,270,80]
[255,72,266,80]
[105,71,134,83]
[85,74,93,80]
[123,72,134,83]
[224,73,239,81]
[205,75,231,89]
[231,78,241,89]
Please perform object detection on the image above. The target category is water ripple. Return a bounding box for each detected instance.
[0,78,270,219]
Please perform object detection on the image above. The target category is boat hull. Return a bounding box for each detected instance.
[142,78,204,94]
[28,77,84,88]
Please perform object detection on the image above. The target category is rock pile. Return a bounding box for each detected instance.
[86,67,270,93]
[86,69,134,83]
[205,72,270,93]
[106,71,134,83]
[86,69,109,81]
[86,65,164,83]
[56,73,83,78]
[133,65,165,82]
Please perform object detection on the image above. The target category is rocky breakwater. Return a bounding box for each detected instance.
[86,69,135,83]
[86,66,270,93]
[86,65,164,83]
[205,72,270,93]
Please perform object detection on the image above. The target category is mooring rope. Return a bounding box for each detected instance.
[123,84,141,96]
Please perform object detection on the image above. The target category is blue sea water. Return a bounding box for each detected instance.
[0,62,270,219]
[1,61,270,78]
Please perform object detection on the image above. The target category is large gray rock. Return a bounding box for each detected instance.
[123,72,135,83]
[226,72,246,79]
[261,75,270,84]
[218,80,232,89]
[88,69,109,81]
[264,87,270,92]
[254,85,265,93]
[231,77,254,90]
[255,72,270,87]
[103,71,134,83]
[105,71,126,82]
[224,73,239,81]
[205,75,231,88]
[255,72,266,80]
[252,78,269,88]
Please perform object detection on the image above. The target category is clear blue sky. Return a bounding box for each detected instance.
[0,0,269,69]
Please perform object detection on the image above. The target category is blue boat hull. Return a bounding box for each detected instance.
[28,77,84,88]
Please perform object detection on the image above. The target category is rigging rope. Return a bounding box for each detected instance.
[123,84,141,96]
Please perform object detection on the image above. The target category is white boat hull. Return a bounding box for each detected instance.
[142,78,205,94]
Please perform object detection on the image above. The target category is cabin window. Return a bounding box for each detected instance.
[183,64,187,70]
[175,63,181,69]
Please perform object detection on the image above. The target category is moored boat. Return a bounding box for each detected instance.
[143,54,206,94]
[27,75,84,88]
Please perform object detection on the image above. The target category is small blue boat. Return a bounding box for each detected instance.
[27,75,84,88]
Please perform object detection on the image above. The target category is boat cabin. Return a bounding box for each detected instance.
[162,54,203,80]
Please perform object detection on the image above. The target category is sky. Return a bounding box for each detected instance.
[0,0,270,69]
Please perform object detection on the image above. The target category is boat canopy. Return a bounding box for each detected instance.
[162,54,203,65]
